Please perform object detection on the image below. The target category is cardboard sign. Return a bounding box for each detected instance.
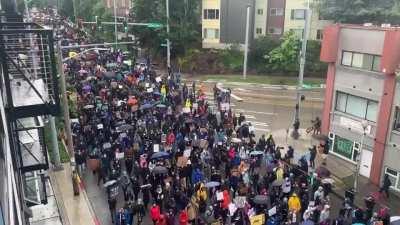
[250,214,265,225]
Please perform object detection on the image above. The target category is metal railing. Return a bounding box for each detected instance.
[0,22,60,117]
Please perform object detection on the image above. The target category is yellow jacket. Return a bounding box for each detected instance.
[276,167,284,181]
[185,99,192,108]
[288,194,301,213]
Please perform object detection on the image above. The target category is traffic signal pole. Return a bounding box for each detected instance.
[292,8,311,139]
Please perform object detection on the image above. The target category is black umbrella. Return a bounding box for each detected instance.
[253,195,268,205]
[152,166,168,175]
[272,179,284,187]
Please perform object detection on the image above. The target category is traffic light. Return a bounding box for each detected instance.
[123,19,128,33]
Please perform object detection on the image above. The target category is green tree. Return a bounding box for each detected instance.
[131,0,201,59]
[305,40,327,76]
[249,35,281,73]
[267,31,300,72]
[318,0,400,24]
[59,0,74,21]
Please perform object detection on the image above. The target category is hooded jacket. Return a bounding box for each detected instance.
[288,194,301,213]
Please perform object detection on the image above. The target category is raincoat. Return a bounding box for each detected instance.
[288,194,301,213]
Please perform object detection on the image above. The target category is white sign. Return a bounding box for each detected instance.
[153,144,160,153]
[156,76,162,82]
[147,87,153,93]
[339,117,371,134]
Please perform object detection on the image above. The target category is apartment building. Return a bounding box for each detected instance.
[320,24,400,191]
[105,0,132,17]
[284,0,331,40]
[202,0,331,49]
[202,0,255,49]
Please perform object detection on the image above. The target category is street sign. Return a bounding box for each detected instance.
[147,23,163,28]
[160,43,167,47]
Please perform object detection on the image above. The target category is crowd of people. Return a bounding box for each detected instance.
[30,7,394,225]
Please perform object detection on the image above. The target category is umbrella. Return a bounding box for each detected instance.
[205,181,220,188]
[103,179,117,188]
[153,166,168,175]
[391,216,400,225]
[83,104,95,110]
[153,91,161,96]
[83,85,91,91]
[253,195,268,205]
[151,151,170,160]
[116,124,133,132]
[104,71,116,79]
[231,138,242,143]
[140,103,153,110]
[156,104,166,108]
[249,151,264,156]
[272,179,284,187]
[85,76,96,81]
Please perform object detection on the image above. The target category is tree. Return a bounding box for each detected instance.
[318,0,400,24]
[267,31,300,72]
[59,0,74,21]
[249,35,281,73]
[305,40,327,75]
[131,0,201,60]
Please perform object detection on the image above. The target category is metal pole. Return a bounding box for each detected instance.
[73,0,78,23]
[49,116,63,170]
[166,0,171,68]
[354,131,366,192]
[57,42,74,156]
[243,5,250,80]
[292,8,311,138]
[113,0,118,48]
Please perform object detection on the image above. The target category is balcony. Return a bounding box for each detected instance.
[0,22,60,119]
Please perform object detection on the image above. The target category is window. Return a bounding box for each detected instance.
[384,167,400,191]
[203,28,219,39]
[256,28,263,34]
[316,29,323,40]
[270,8,284,16]
[257,9,263,15]
[291,29,304,38]
[291,9,306,20]
[393,107,400,131]
[203,9,219,20]
[335,91,378,122]
[268,27,282,35]
[341,51,382,72]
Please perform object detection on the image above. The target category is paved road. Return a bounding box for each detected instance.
[81,84,347,225]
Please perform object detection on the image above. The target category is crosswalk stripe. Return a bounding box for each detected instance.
[235,109,276,116]
[248,121,269,127]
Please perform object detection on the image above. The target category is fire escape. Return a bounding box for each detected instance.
[0,22,60,207]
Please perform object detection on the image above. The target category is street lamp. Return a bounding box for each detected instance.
[353,119,369,192]
[243,5,251,80]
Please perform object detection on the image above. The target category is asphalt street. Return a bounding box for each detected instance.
[81,83,346,225]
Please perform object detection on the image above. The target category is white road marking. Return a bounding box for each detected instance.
[254,127,270,132]
[235,109,276,115]
[248,121,269,127]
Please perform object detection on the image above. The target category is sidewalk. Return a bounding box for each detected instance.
[271,129,400,214]
[51,163,97,225]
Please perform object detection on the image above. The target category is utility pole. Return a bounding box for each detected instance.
[49,116,62,170]
[166,0,171,69]
[57,42,74,156]
[243,5,250,80]
[113,0,118,48]
[354,120,368,192]
[291,8,311,139]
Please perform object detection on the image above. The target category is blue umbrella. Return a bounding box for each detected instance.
[153,91,161,96]
[151,151,170,160]
[140,103,153,110]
